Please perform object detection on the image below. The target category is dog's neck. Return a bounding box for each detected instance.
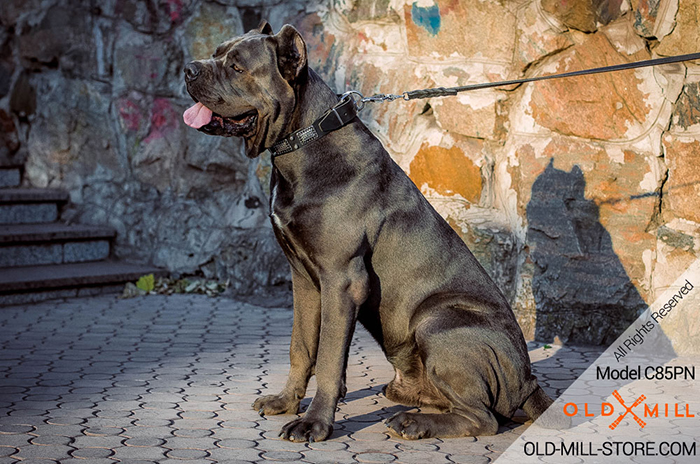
[295,68,340,130]
[270,68,355,182]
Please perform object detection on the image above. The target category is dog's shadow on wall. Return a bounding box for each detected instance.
[525,159,676,396]
[526,158,647,346]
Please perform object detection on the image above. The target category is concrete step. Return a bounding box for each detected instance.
[0,223,116,267]
[0,261,167,306]
[0,188,69,224]
[0,167,21,188]
[0,222,116,243]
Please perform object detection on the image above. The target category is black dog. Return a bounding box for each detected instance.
[183,21,554,442]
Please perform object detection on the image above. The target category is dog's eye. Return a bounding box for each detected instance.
[230,63,243,73]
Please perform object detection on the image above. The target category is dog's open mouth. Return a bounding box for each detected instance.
[183,102,257,137]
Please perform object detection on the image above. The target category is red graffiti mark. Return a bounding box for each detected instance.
[144,98,178,143]
[166,0,184,23]
[118,99,142,131]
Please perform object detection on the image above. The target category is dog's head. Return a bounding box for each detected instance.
[183,21,307,158]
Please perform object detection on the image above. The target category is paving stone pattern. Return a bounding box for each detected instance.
[0,295,602,463]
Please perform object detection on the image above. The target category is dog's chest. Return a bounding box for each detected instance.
[269,180,315,262]
[269,181,284,230]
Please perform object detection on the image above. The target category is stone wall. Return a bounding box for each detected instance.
[2,0,699,344]
[0,0,316,295]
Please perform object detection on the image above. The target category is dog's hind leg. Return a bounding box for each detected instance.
[253,270,320,416]
[383,354,451,410]
[385,357,499,438]
[386,310,535,439]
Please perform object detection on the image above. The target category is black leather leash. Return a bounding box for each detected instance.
[267,52,700,158]
[359,52,700,103]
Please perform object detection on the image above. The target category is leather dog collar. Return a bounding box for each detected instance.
[266,96,358,158]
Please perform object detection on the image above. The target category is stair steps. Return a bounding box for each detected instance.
[0,173,166,305]
[0,188,68,224]
[0,261,167,306]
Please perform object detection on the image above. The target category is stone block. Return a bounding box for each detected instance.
[0,243,62,267]
[514,0,572,70]
[541,0,597,32]
[126,97,186,192]
[0,168,20,188]
[352,21,405,56]
[343,58,436,157]
[432,92,501,140]
[542,0,625,33]
[16,5,96,77]
[339,0,397,23]
[603,13,648,55]
[183,122,249,181]
[671,82,700,131]
[25,76,122,189]
[294,13,341,79]
[63,240,111,264]
[631,0,678,39]
[184,1,243,61]
[656,0,698,55]
[650,234,698,297]
[107,0,195,34]
[403,0,516,62]
[0,36,13,98]
[0,0,46,26]
[512,269,538,341]
[266,1,313,32]
[662,136,700,224]
[524,30,662,141]
[113,25,183,96]
[0,204,58,225]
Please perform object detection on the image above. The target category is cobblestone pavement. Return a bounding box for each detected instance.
[0,294,604,463]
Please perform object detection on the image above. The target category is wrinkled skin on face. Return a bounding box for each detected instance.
[183,22,307,158]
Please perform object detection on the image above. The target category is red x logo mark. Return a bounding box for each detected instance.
[609,390,646,430]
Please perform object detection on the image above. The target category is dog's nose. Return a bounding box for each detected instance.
[184,62,202,83]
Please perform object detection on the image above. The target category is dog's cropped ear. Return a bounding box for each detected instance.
[256,20,273,35]
[275,25,307,83]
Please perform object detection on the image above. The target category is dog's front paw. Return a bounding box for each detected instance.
[252,393,299,416]
[279,417,333,442]
[385,412,432,440]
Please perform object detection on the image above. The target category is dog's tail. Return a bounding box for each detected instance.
[521,385,571,429]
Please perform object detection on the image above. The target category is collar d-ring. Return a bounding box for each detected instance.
[340,90,365,111]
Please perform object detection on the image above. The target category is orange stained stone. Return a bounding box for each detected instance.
[409,144,481,202]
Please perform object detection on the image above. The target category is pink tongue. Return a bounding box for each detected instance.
[183,102,213,129]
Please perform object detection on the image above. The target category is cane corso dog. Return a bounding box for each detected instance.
[183,21,554,442]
